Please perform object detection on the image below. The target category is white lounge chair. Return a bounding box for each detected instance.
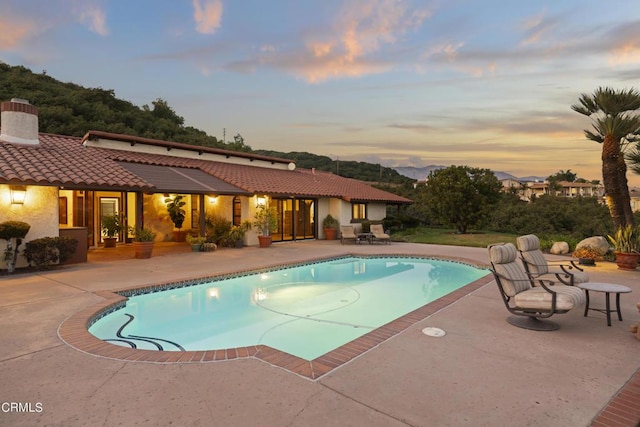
[370,224,390,244]
[340,225,357,244]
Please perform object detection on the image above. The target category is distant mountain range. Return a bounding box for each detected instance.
[393,165,547,183]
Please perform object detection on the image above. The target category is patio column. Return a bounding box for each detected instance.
[199,194,206,236]
[136,192,143,227]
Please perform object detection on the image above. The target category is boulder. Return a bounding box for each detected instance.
[575,236,610,255]
[550,241,569,255]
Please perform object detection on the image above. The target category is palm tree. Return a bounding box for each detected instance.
[571,87,640,229]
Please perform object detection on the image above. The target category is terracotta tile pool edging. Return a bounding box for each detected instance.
[58,254,493,380]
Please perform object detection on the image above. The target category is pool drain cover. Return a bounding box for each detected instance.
[422,327,446,337]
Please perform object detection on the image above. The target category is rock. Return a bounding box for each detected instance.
[550,242,569,254]
[575,236,610,255]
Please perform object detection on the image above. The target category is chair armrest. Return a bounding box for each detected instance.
[535,279,558,292]
[547,260,584,273]
[534,279,558,311]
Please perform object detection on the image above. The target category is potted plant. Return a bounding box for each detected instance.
[225,220,252,248]
[130,226,156,259]
[186,234,206,252]
[101,213,122,248]
[0,220,30,273]
[164,195,187,242]
[253,204,278,248]
[322,214,339,240]
[608,225,640,270]
[572,245,602,266]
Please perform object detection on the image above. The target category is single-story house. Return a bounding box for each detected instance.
[0,98,412,268]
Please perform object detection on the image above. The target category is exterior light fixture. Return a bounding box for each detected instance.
[209,196,217,204]
[10,185,26,204]
[256,196,266,206]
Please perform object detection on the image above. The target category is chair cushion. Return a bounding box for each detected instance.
[521,250,550,275]
[516,234,540,252]
[340,225,356,237]
[488,243,518,263]
[514,285,585,311]
[517,234,551,275]
[489,244,532,296]
[370,224,389,238]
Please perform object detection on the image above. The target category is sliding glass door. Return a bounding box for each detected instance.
[271,198,316,241]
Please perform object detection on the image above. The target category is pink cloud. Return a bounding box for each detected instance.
[265,0,431,83]
[192,0,223,34]
[0,16,38,49]
[75,5,108,36]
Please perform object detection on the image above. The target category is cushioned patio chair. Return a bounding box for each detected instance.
[488,242,585,331]
[516,234,589,286]
[370,224,390,244]
[340,225,357,244]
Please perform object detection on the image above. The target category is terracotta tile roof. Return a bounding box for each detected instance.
[0,131,412,204]
[101,149,412,203]
[0,133,153,189]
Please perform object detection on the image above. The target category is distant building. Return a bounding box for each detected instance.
[500,179,605,202]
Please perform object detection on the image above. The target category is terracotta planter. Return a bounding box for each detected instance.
[614,251,639,270]
[172,230,187,242]
[103,237,117,248]
[324,227,337,240]
[258,235,272,248]
[133,242,154,259]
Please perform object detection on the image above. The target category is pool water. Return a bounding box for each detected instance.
[89,256,486,360]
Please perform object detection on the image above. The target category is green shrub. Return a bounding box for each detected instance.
[486,195,612,239]
[205,215,232,245]
[24,236,78,269]
[0,221,31,240]
[130,227,156,242]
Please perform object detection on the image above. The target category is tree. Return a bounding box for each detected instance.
[147,98,184,126]
[571,87,640,229]
[423,165,503,233]
[548,169,577,182]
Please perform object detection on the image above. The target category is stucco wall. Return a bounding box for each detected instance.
[367,203,387,222]
[86,138,292,170]
[1,184,59,269]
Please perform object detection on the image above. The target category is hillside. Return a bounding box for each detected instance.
[254,150,412,184]
[394,165,547,183]
[0,63,411,184]
[0,63,250,152]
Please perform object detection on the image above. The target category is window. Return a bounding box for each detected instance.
[232,197,241,226]
[352,203,367,220]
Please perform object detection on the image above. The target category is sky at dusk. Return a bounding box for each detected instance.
[1,0,640,184]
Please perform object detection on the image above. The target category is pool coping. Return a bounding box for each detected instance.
[58,254,493,380]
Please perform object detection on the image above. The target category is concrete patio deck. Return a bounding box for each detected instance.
[1,241,638,426]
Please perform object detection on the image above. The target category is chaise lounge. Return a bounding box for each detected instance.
[340,225,357,244]
[370,224,390,244]
[488,242,586,331]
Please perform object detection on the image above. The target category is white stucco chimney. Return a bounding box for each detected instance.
[0,98,40,145]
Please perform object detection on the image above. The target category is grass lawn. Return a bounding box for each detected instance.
[394,227,518,248]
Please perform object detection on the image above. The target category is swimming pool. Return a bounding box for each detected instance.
[89,256,487,361]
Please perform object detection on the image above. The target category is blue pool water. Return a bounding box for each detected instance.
[89,256,486,360]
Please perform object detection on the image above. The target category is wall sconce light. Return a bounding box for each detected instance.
[256,196,266,206]
[209,196,217,204]
[10,185,26,204]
